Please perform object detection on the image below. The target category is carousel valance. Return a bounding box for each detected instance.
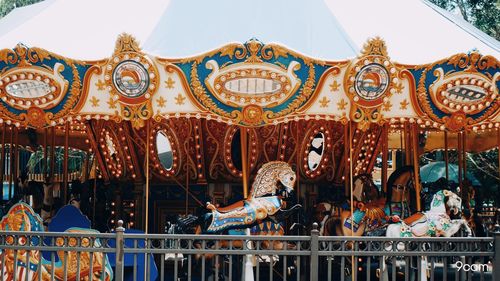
[0,34,498,132]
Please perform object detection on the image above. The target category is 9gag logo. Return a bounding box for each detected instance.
[454,261,489,272]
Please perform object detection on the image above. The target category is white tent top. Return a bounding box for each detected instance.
[0,0,498,63]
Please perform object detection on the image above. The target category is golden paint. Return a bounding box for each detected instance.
[157,96,167,108]
[165,77,175,89]
[90,96,100,107]
[337,98,348,110]
[382,100,392,111]
[95,79,106,90]
[329,80,340,92]
[242,104,263,125]
[394,82,404,94]
[175,93,186,105]
[400,99,409,110]
[107,97,117,109]
[319,96,330,108]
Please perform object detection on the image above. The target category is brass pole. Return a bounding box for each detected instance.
[0,124,5,199]
[444,131,449,181]
[44,128,48,181]
[240,126,249,198]
[382,123,388,193]
[462,130,467,182]
[92,157,97,228]
[13,127,19,197]
[185,131,189,216]
[344,123,349,196]
[404,123,411,165]
[296,121,301,217]
[411,124,422,211]
[458,131,463,193]
[63,122,69,203]
[349,121,355,280]
[8,126,13,199]
[145,120,150,233]
[50,127,56,183]
[399,127,404,168]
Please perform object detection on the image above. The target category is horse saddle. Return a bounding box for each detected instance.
[402,213,428,237]
[207,201,244,213]
[402,213,426,227]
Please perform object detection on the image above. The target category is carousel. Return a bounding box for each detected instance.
[0,0,499,280]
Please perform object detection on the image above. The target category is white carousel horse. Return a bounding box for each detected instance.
[386,189,472,239]
[382,190,472,281]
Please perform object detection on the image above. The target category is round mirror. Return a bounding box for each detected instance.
[307,132,325,171]
[156,131,173,171]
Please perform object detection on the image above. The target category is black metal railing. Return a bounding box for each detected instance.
[0,221,498,281]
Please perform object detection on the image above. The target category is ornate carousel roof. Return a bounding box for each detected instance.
[0,0,498,185]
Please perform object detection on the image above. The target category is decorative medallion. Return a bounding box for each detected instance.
[112,60,150,98]
[242,104,263,125]
[105,55,158,103]
[26,107,46,128]
[354,64,389,101]
[344,37,400,130]
[103,34,159,128]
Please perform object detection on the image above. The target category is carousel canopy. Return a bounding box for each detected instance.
[0,0,498,62]
[0,0,498,186]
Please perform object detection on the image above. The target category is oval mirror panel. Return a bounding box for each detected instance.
[6,80,52,98]
[224,78,282,95]
[307,132,325,171]
[156,131,173,170]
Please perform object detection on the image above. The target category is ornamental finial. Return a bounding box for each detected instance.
[114,33,141,54]
[361,37,389,58]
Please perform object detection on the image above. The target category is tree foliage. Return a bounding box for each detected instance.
[428,0,500,40]
[0,0,44,18]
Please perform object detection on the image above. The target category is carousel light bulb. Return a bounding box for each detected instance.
[132,174,136,178]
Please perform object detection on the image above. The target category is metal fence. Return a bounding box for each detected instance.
[0,223,498,281]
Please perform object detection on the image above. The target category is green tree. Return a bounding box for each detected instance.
[0,0,44,18]
[428,0,500,40]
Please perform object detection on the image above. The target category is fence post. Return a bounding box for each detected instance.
[494,226,500,281]
[115,220,125,281]
[310,222,319,281]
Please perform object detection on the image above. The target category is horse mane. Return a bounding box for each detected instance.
[386,165,415,204]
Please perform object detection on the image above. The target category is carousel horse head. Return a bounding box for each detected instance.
[430,189,462,216]
[200,161,299,234]
[248,161,296,199]
[352,174,379,202]
[386,165,415,205]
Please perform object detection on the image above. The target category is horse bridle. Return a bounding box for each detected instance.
[391,183,410,218]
